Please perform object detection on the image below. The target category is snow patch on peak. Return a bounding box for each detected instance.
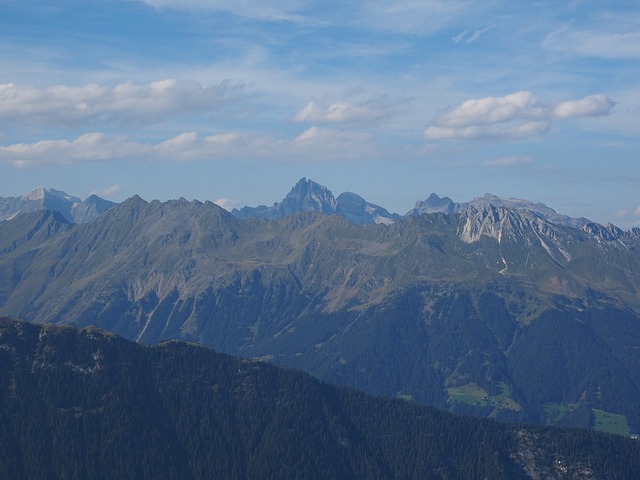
[21,187,47,201]
[21,187,81,203]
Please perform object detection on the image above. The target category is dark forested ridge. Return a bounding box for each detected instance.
[2,192,640,434]
[1,316,639,480]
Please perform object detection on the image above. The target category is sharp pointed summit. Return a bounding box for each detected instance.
[278,177,337,216]
[232,178,398,224]
[407,193,460,216]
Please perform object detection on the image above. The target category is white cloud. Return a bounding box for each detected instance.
[0,127,379,167]
[434,91,541,128]
[293,96,397,124]
[425,91,615,141]
[295,101,367,123]
[0,133,146,167]
[425,121,549,141]
[154,131,243,162]
[553,94,616,119]
[0,79,245,126]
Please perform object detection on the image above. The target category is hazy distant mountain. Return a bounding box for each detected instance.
[336,191,399,225]
[2,184,640,436]
[233,178,336,220]
[408,192,591,229]
[233,178,399,225]
[0,187,116,224]
[466,193,592,229]
[71,193,118,223]
[407,192,459,215]
[2,315,638,479]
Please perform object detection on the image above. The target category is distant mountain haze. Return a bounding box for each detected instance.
[1,179,640,435]
[0,178,617,230]
[0,187,115,224]
[232,177,399,225]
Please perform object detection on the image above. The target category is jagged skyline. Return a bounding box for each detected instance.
[1,1,639,226]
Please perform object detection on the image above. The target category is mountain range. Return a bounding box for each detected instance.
[0,178,605,230]
[232,178,400,225]
[0,187,115,224]
[3,315,639,479]
[408,192,592,229]
[1,179,640,437]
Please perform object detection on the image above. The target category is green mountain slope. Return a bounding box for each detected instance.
[1,316,639,479]
[1,196,640,432]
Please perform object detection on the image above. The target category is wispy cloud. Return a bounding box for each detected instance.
[425,122,549,141]
[613,205,640,229]
[452,30,469,44]
[425,91,615,141]
[483,156,534,168]
[138,0,482,35]
[0,79,245,126]
[91,184,124,198]
[466,25,496,44]
[293,95,399,124]
[543,28,640,60]
[356,0,484,35]
[140,0,309,22]
[287,126,377,161]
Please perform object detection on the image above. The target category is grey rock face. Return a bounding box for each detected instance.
[233,178,398,224]
[0,187,115,224]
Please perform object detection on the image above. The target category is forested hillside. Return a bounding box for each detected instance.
[1,191,640,433]
[1,316,639,479]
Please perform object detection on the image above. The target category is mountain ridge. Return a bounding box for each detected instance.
[0,187,116,224]
[2,192,640,433]
[2,315,639,479]
[2,179,632,235]
[232,178,400,225]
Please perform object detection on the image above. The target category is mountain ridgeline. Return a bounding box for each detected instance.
[232,178,399,225]
[1,316,639,479]
[0,187,115,224]
[1,179,640,435]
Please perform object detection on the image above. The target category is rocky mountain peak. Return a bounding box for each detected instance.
[20,186,47,201]
[409,191,592,230]
[232,178,397,224]
[1,187,115,224]
[21,187,81,204]
[582,222,625,242]
[336,191,398,225]
[408,193,459,216]
[467,194,590,229]
[282,177,337,215]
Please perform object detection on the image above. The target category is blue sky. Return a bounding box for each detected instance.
[1,0,639,226]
